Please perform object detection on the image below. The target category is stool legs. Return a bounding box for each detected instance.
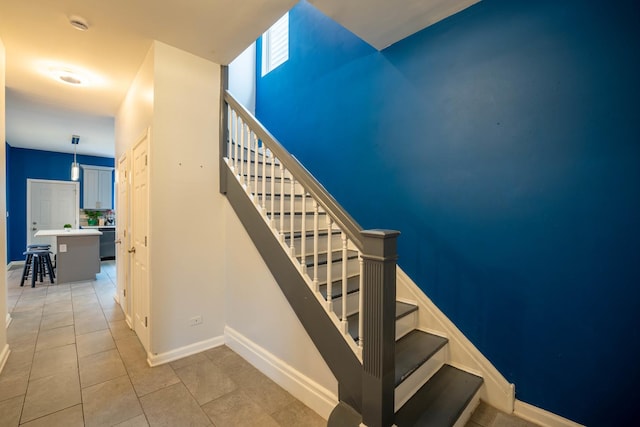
[20,253,33,287]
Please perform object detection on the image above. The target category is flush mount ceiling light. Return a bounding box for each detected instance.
[50,68,88,86]
[69,15,89,31]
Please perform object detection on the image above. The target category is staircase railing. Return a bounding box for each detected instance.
[220,88,398,426]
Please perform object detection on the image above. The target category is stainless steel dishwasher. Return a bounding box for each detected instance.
[99,227,116,260]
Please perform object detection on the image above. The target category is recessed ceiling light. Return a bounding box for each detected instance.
[69,15,89,31]
[50,68,89,86]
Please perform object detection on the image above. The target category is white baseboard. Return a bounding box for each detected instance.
[147,335,225,367]
[8,261,24,269]
[0,344,10,374]
[395,267,515,413]
[6,313,12,328]
[514,400,584,427]
[225,325,336,420]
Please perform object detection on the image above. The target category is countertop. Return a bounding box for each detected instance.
[81,225,116,229]
[35,229,103,237]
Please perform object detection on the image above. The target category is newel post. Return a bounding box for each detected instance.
[219,65,229,195]
[361,229,400,427]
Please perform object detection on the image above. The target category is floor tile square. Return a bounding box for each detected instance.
[174,359,237,405]
[20,404,84,427]
[0,395,23,427]
[30,343,78,380]
[271,400,326,427]
[129,364,181,397]
[82,375,143,427]
[77,328,116,357]
[21,370,81,423]
[79,349,127,388]
[202,389,280,427]
[35,325,76,352]
[140,382,212,427]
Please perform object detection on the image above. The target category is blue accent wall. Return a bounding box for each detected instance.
[255,1,640,425]
[6,145,114,262]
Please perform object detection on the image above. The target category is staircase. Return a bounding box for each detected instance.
[221,91,485,426]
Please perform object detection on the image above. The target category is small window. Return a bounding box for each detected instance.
[261,13,289,76]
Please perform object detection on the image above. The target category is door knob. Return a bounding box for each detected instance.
[128,247,136,254]
[32,227,37,231]
[115,239,122,244]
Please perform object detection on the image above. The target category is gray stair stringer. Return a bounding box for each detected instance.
[225,166,363,412]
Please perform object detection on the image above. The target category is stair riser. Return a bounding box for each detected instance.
[288,234,344,257]
[452,390,481,427]
[395,345,448,412]
[235,161,292,179]
[396,310,418,341]
[330,290,360,319]
[272,214,331,234]
[261,196,308,213]
[250,179,305,195]
[312,260,359,283]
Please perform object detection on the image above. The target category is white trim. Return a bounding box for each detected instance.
[395,267,515,413]
[8,260,25,269]
[0,344,10,374]
[80,164,115,172]
[225,325,336,420]
[514,400,584,427]
[6,313,12,328]
[147,335,225,367]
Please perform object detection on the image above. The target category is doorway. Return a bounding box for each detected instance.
[26,179,79,251]
[116,152,131,326]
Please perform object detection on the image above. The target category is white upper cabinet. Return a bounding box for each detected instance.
[82,165,114,209]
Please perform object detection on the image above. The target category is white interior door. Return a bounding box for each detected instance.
[132,130,150,351]
[116,152,132,326]
[27,179,79,251]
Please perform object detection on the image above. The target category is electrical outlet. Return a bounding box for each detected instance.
[189,315,203,326]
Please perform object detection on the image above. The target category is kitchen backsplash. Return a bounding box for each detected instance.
[80,209,115,227]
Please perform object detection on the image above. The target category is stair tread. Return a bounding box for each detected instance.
[347,301,418,342]
[319,275,360,299]
[284,229,341,239]
[395,330,448,386]
[299,249,359,267]
[395,365,483,426]
[396,301,418,319]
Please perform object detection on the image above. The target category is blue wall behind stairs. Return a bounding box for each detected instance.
[255,0,640,425]
[6,145,114,262]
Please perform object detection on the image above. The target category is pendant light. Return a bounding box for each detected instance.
[71,135,80,181]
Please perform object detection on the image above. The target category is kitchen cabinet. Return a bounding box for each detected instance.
[82,165,114,209]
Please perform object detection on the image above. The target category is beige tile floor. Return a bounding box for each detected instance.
[0,261,326,427]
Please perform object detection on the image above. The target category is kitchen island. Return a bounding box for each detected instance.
[34,229,102,283]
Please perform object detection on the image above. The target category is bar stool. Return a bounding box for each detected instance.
[20,247,55,288]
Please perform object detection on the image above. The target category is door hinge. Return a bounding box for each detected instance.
[145,236,147,247]
[145,155,148,166]
[123,289,126,297]
[145,316,148,327]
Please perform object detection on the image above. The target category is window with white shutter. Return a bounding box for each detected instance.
[261,13,289,76]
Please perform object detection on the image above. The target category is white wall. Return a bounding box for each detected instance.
[224,202,338,417]
[229,43,256,114]
[0,37,9,370]
[115,44,154,160]
[148,42,225,355]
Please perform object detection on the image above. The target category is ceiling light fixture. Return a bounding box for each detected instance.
[50,68,88,86]
[69,15,89,31]
[71,135,80,181]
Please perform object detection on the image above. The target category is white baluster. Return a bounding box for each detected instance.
[300,192,307,274]
[313,200,319,292]
[232,110,238,172]
[270,153,276,226]
[326,217,333,312]
[239,118,245,187]
[227,104,232,162]
[341,232,348,333]
[358,255,364,349]
[261,141,267,215]
[253,133,259,204]
[290,178,296,257]
[279,164,285,240]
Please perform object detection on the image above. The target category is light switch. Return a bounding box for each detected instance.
[59,244,67,253]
